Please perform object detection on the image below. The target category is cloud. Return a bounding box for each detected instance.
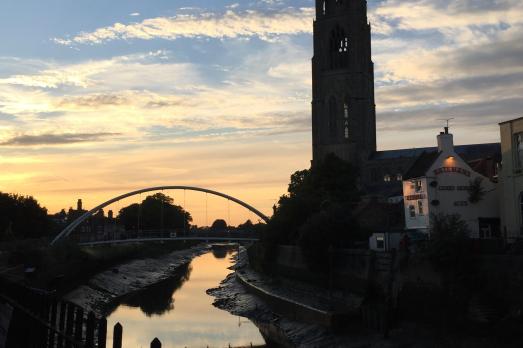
[53,8,314,45]
[1,132,120,146]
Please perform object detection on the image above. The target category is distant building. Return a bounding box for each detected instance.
[499,117,523,242]
[401,128,499,238]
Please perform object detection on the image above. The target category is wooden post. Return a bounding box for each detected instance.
[112,322,123,348]
[97,318,107,348]
[74,307,84,342]
[48,300,58,348]
[64,303,75,348]
[85,312,96,348]
[57,302,67,348]
[151,337,162,348]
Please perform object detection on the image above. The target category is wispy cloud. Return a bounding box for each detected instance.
[53,8,314,45]
[1,132,120,146]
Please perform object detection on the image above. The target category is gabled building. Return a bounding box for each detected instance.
[402,128,499,238]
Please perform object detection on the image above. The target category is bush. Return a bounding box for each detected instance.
[427,213,471,273]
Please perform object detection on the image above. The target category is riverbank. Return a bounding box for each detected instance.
[210,248,523,348]
[65,244,208,316]
[208,248,387,347]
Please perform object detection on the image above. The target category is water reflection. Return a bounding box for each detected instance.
[106,250,265,347]
[106,264,192,317]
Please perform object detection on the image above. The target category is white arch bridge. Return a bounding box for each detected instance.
[50,186,269,246]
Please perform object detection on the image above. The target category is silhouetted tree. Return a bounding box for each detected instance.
[0,192,51,240]
[211,219,227,231]
[264,153,361,245]
[237,219,254,230]
[427,213,471,272]
[117,193,192,230]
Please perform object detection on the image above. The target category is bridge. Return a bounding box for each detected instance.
[51,186,268,246]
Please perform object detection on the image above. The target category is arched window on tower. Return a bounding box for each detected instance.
[343,99,349,140]
[329,96,338,139]
[330,26,349,70]
[322,1,326,15]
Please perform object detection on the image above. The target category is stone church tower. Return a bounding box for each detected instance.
[311,0,377,166]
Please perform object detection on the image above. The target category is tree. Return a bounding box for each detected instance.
[298,204,363,271]
[117,193,192,230]
[468,177,486,204]
[427,213,471,272]
[211,219,227,231]
[0,192,51,240]
[264,153,360,245]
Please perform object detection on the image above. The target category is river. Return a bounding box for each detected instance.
[105,249,266,347]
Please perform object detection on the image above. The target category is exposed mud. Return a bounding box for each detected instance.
[65,244,208,316]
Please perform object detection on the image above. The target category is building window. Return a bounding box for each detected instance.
[330,26,349,69]
[384,174,391,182]
[376,236,384,249]
[343,101,349,139]
[396,173,403,181]
[418,200,424,215]
[409,205,416,218]
[322,1,326,15]
[414,180,423,192]
[515,133,523,169]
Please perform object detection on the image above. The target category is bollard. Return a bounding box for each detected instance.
[151,337,162,348]
[113,322,123,348]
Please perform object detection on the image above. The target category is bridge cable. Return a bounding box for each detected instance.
[183,189,187,235]
[138,193,142,234]
[160,189,165,236]
[205,192,208,227]
[227,199,230,230]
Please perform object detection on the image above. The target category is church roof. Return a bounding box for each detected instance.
[372,143,501,162]
[403,151,442,180]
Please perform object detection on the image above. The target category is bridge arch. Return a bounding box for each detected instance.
[50,186,269,246]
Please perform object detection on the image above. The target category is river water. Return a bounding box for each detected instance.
[106,249,266,348]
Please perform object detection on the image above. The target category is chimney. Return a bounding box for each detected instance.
[77,199,83,211]
[108,210,114,220]
[437,128,454,153]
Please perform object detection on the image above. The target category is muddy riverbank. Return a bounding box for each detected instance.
[65,244,208,316]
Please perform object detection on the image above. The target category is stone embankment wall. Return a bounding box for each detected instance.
[249,244,394,296]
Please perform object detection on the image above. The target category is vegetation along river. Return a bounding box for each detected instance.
[105,249,266,347]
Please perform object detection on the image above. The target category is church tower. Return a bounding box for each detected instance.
[311,0,376,166]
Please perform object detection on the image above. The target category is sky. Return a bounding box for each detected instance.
[0,0,522,226]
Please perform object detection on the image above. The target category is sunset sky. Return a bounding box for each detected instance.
[1,0,522,226]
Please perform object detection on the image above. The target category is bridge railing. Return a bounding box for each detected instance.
[69,229,260,244]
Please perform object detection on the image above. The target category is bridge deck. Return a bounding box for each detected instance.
[78,236,259,247]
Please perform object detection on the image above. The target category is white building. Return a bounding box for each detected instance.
[402,128,499,238]
[499,117,523,242]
